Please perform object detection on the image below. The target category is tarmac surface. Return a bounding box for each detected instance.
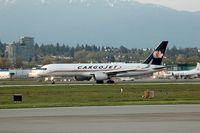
[0,104,200,133]
[1,79,200,88]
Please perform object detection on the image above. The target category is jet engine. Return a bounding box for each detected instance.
[94,72,108,81]
[74,76,92,81]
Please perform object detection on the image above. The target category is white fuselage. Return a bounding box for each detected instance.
[37,63,164,78]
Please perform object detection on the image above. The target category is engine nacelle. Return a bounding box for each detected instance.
[94,72,108,81]
[74,76,92,81]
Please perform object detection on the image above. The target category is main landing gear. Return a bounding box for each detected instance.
[95,80,115,84]
[107,80,115,84]
[96,80,104,84]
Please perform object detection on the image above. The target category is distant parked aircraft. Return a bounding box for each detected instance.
[36,41,168,84]
[170,62,200,79]
[0,71,10,79]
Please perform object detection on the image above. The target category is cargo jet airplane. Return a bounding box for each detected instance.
[37,41,168,83]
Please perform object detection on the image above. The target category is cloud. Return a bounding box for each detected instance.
[66,0,73,4]
[3,0,16,5]
[40,0,52,5]
[40,0,46,4]
[106,0,135,7]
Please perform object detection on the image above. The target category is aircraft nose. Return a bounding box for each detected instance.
[28,70,44,78]
[37,70,45,76]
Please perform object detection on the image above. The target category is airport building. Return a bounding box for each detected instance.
[5,36,35,63]
[166,64,196,71]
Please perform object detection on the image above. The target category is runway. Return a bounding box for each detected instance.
[0,104,200,133]
[1,80,200,88]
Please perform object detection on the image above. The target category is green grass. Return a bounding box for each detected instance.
[0,84,200,109]
[0,79,47,85]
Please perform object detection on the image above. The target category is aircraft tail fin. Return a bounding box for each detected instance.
[195,62,200,70]
[143,41,168,65]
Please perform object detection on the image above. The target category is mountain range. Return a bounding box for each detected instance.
[0,0,200,48]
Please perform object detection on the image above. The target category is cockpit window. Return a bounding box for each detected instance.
[40,68,47,70]
[32,66,47,70]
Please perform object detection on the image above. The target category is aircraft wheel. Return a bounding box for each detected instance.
[51,80,55,84]
[96,80,104,84]
[107,80,115,84]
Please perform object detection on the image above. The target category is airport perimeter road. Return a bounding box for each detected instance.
[0,105,200,133]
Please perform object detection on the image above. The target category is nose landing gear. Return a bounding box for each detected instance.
[51,80,55,84]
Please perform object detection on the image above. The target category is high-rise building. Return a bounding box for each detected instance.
[5,36,35,63]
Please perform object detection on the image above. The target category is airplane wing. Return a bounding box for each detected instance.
[104,68,143,76]
[104,65,165,76]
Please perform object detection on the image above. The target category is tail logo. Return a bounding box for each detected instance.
[153,51,163,59]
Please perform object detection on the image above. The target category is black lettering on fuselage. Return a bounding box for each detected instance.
[104,65,108,69]
[83,66,87,69]
[109,66,113,69]
[114,66,118,69]
[99,66,103,69]
[77,65,120,70]
[93,66,98,69]
[88,66,92,69]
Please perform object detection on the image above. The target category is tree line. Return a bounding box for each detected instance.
[0,41,200,69]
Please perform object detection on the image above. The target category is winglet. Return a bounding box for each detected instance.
[143,41,168,65]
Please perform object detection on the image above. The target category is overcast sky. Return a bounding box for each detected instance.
[136,0,200,12]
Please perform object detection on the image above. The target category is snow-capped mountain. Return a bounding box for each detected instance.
[0,0,200,48]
